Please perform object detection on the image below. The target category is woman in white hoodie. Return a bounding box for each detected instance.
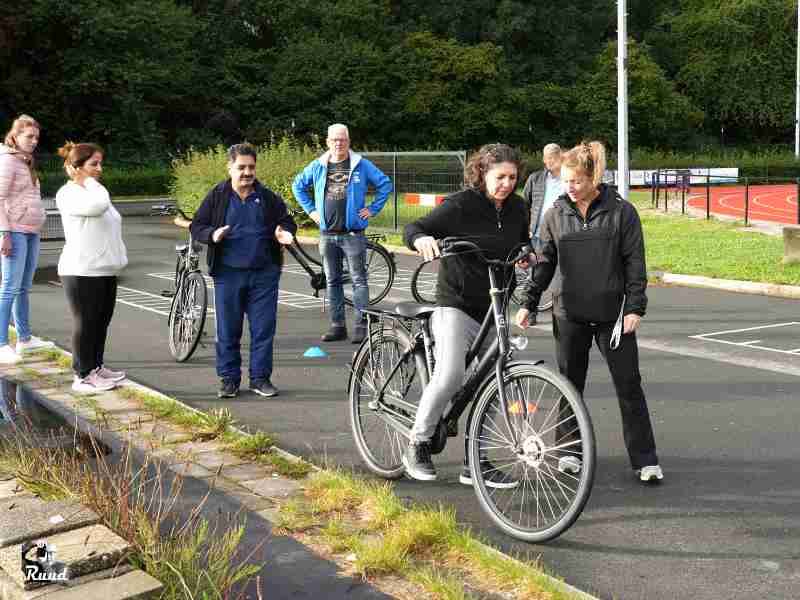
[0,115,55,364]
[56,142,128,394]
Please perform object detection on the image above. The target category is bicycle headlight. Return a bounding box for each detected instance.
[509,335,528,351]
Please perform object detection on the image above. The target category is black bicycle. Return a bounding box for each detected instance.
[348,238,595,542]
[161,208,208,362]
[285,210,396,306]
[411,257,553,311]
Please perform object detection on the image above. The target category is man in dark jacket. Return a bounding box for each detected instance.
[522,143,563,246]
[191,143,297,399]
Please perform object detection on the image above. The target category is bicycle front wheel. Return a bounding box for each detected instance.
[468,363,595,543]
[410,260,437,304]
[168,271,208,362]
[348,325,422,479]
[343,242,395,307]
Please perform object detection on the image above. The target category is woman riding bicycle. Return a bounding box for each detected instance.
[402,143,530,483]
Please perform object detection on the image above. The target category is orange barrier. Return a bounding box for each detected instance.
[405,193,446,207]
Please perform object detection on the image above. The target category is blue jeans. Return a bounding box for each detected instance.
[319,232,368,326]
[213,264,281,384]
[0,232,40,345]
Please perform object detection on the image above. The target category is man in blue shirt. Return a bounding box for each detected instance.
[292,124,392,344]
[191,144,297,398]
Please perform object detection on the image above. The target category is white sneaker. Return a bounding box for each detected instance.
[96,365,126,382]
[0,344,21,365]
[16,336,55,355]
[72,369,117,395]
[557,456,582,475]
[637,465,664,483]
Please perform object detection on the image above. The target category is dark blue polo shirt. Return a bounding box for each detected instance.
[220,191,271,269]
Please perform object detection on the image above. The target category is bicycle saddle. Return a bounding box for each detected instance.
[394,302,435,319]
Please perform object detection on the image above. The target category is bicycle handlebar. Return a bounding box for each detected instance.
[438,237,531,268]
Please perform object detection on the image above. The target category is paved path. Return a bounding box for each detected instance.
[30,216,800,600]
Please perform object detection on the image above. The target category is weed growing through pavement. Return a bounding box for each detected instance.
[0,424,263,599]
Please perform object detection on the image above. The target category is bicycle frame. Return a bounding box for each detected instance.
[364,262,524,450]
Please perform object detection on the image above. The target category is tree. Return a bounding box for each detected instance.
[576,39,703,149]
[658,0,795,144]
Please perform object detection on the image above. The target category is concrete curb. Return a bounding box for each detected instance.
[652,272,800,300]
[8,339,600,600]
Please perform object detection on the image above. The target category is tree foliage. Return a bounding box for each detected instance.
[0,0,794,156]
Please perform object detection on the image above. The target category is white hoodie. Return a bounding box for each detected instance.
[55,177,128,276]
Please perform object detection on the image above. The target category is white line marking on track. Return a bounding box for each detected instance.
[690,322,800,338]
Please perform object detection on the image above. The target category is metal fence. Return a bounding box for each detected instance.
[651,168,800,226]
[361,151,466,232]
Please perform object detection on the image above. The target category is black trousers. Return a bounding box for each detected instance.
[553,316,658,470]
[61,276,117,378]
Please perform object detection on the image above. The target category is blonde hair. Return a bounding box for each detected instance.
[561,141,606,188]
[4,114,41,184]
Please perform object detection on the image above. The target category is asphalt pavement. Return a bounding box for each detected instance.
[29,216,800,600]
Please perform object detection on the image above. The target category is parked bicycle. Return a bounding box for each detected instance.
[348,238,595,542]
[285,209,396,306]
[155,207,208,362]
[410,257,554,311]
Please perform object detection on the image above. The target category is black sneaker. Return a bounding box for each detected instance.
[459,459,519,489]
[351,325,367,344]
[250,379,279,397]
[218,379,239,398]
[402,441,437,481]
[322,325,348,342]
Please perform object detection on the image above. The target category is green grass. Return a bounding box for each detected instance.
[626,190,800,284]
[279,468,583,600]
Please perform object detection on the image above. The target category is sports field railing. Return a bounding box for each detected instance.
[651,169,800,227]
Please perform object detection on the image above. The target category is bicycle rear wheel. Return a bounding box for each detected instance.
[343,241,395,307]
[468,363,595,542]
[168,271,208,362]
[410,260,437,304]
[348,325,422,479]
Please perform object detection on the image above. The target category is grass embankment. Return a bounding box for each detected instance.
[627,190,800,285]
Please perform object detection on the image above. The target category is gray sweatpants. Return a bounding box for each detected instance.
[411,307,481,442]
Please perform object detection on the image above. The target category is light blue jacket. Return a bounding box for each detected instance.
[292,150,392,232]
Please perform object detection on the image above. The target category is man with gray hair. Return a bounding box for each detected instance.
[293,124,392,344]
[522,143,563,247]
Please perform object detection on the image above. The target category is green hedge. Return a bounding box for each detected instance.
[39,166,172,198]
[170,137,322,225]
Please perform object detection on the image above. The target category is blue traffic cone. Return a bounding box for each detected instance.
[303,346,328,358]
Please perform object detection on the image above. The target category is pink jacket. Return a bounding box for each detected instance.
[0,145,46,234]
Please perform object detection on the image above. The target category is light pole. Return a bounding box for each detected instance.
[618,0,630,197]
[795,1,799,158]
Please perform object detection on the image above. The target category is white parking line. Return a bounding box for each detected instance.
[690,322,800,356]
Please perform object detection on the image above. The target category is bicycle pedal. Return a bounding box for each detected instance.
[161,290,176,298]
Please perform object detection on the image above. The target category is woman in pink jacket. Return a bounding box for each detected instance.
[0,115,54,364]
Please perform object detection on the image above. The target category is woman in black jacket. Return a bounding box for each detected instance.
[403,143,529,484]
[515,141,663,483]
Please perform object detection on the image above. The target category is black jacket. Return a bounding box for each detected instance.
[521,184,647,322]
[190,179,297,275]
[404,188,530,324]
[521,168,548,239]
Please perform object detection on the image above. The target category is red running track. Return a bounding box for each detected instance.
[686,184,800,224]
